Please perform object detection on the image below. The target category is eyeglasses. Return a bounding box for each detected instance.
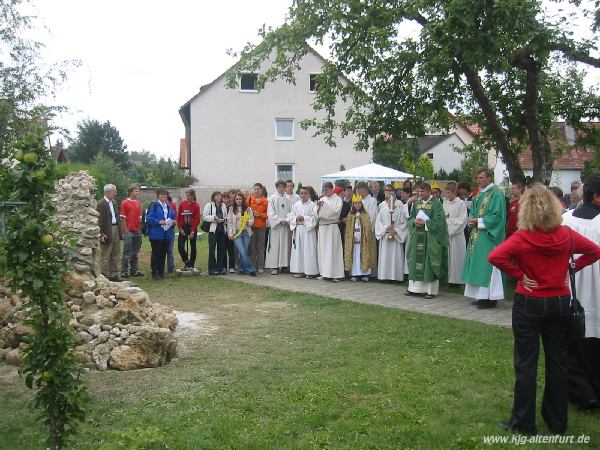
[384,188,393,191]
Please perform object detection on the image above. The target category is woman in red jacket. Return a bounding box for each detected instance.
[489,184,600,435]
[177,188,201,270]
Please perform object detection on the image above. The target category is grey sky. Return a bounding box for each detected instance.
[33,0,292,159]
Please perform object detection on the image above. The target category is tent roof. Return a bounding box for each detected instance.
[321,163,413,183]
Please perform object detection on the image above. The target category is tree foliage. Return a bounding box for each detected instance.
[0,0,72,155]
[0,131,87,449]
[67,119,130,169]
[227,0,600,185]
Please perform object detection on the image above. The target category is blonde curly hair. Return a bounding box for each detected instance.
[518,183,564,232]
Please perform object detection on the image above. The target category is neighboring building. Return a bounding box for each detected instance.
[490,122,596,191]
[416,132,468,173]
[179,48,371,189]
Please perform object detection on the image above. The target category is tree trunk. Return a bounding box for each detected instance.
[459,60,526,184]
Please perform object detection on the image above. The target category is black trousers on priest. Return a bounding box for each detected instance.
[508,293,571,434]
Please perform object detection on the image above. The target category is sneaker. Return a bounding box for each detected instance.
[332,278,340,283]
[293,274,304,278]
[350,277,358,282]
[120,273,129,279]
[305,275,315,279]
[229,268,236,273]
[316,276,324,280]
[362,277,369,282]
[130,271,144,277]
[271,269,278,275]
[220,270,227,275]
[258,269,264,274]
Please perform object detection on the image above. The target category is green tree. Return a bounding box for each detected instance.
[0,132,87,449]
[68,119,130,169]
[227,0,600,185]
[90,153,131,202]
[0,0,71,155]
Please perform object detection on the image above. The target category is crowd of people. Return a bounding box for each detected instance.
[96,171,600,435]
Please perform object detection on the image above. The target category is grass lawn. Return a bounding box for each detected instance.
[0,239,596,449]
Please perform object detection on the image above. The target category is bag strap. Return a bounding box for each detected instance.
[565,225,577,304]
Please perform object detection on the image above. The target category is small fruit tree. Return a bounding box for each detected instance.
[0,132,87,449]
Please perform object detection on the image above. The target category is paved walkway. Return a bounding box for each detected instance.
[223,272,512,328]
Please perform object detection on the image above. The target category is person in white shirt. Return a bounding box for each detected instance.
[316,182,344,281]
[265,180,292,274]
[286,179,301,205]
[289,186,319,278]
[443,182,468,285]
[375,184,408,281]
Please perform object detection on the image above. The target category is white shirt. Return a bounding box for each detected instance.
[104,196,116,224]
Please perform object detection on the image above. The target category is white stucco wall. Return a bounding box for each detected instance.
[524,170,581,192]
[424,134,466,173]
[188,51,372,190]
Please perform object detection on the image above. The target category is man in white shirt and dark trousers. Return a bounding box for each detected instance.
[96,184,123,281]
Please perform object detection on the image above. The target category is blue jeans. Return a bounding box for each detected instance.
[122,231,142,274]
[233,230,254,273]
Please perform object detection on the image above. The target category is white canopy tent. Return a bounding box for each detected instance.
[320,163,413,187]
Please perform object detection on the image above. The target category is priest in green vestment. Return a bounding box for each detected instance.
[406,182,448,299]
[462,169,507,308]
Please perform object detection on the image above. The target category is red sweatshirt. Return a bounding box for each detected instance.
[177,200,201,233]
[489,226,600,297]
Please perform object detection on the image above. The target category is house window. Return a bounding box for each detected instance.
[427,153,434,159]
[309,73,321,92]
[275,119,294,140]
[276,164,294,181]
[240,73,258,91]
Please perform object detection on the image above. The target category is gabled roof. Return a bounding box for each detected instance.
[416,134,465,154]
[179,45,341,118]
[518,122,598,170]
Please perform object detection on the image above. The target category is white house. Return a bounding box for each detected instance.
[179,48,371,190]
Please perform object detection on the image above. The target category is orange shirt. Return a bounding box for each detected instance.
[248,195,268,228]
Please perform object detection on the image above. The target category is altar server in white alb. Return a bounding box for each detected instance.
[375,184,408,281]
[562,173,600,410]
[289,186,319,278]
[316,182,345,281]
[265,179,292,274]
[443,182,468,285]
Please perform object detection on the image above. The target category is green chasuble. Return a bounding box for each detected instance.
[406,196,449,283]
[461,184,506,287]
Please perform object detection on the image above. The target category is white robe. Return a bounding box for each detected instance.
[289,200,319,276]
[443,197,468,284]
[375,199,408,281]
[317,194,345,279]
[361,195,378,231]
[563,210,600,338]
[265,193,292,269]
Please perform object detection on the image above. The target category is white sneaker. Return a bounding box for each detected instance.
[258,269,264,274]
[332,278,340,283]
[293,274,303,278]
[350,277,357,282]
[271,269,278,275]
[316,276,324,280]
[229,268,235,273]
[362,277,369,282]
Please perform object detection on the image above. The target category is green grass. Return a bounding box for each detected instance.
[1,245,596,449]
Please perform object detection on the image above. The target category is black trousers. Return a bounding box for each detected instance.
[509,293,571,434]
[567,337,600,407]
[178,233,197,268]
[224,237,236,269]
[208,231,226,273]
[150,239,168,277]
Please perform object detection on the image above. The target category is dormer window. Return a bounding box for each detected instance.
[240,73,258,92]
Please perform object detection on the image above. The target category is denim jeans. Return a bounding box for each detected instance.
[122,231,142,274]
[233,230,254,273]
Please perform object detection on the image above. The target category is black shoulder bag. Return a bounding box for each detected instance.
[200,203,212,233]
[567,227,586,341]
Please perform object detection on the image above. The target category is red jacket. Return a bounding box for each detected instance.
[506,199,519,238]
[489,226,600,297]
[177,200,201,233]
